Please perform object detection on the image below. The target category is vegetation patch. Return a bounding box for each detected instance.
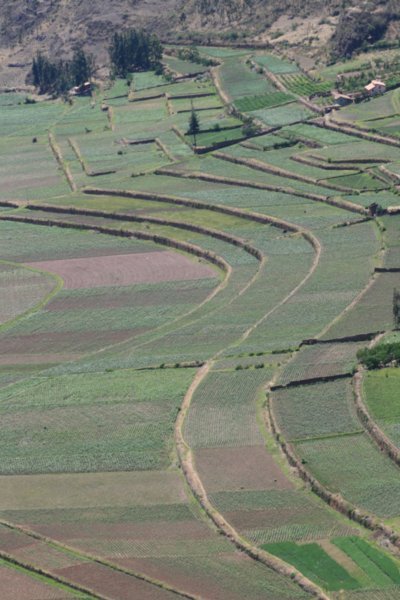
[332,537,400,587]
[263,541,360,590]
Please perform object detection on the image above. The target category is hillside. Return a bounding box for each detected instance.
[0,0,398,88]
[0,44,400,598]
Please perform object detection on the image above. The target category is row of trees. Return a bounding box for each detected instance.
[32,29,163,95]
[32,48,94,95]
[109,30,163,77]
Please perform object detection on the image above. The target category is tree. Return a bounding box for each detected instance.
[188,107,200,147]
[31,49,95,96]
[109,29,163,78]
[393,288,400,328]
[71,48,95,86]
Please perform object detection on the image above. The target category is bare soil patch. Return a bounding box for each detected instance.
[0,329,146,358]
[0,471,187,510]
[26,251,216,289]
[0,564,71,600]
[55,563,177,600]
[194,446,293,493]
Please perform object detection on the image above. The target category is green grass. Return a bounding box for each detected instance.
[332,537,400,587]
[133,71,169,91]
[326,172,386,191]
[164,56,208,75]
[263,541,361,590]
[253,54,299,74]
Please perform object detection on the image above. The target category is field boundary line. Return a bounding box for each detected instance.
[175,364,329,600]
[251,59,324,115]
[155,137,175,162]
[213,150,355,192]
[213,151,368,213]
[48,132,77,192]
[0,214,230,274]
[0,522,197,600]
[0,550,107,600]
[0,213,249,359]
[25,202,264,260]
[154,165,357,205]
[270,372,352,391]
[0,258,63,334]
[312,116,400,148]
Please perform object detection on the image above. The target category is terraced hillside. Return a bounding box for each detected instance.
[0,48,400,599]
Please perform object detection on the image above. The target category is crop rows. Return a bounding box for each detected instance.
[279,74,332,97]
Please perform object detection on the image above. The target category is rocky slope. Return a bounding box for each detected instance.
[0,0,398,88]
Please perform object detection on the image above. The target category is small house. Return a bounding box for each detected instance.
[364,80,386,96]
[331,91,354,107]
[70,81,92,96]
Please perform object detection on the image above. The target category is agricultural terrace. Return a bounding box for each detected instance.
[0,44,400,599]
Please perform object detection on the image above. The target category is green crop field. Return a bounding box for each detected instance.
[272,379,361,441]
[234,91,294,112]
[295,433,400,518]
[264,541,360,590]
[218,57,276,100]
[332,537,400,587]
[253,53,299,74]
[250,102,314,126]
[1,41,400,600]
[0,368,195,474]
[279,73,332,97]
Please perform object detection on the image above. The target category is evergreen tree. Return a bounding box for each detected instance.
[109,29,163,77]
[31,49,95,96]
[188,108,200,147]
[71,48,94,86]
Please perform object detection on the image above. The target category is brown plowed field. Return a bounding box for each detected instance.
[0,564,71,600]
[0,329,146,358]
[34,519,214,543]
[194,446,293,492]
[55,563,177,600]
[27,251,216,289]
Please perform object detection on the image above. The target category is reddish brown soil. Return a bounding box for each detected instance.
[0,565,70,600]
[224,508,296,530]
[27,251,216,289]
[0,329,146,358]
[0,529,36,553]
[55,563,177,600]
[194,446,293,493]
